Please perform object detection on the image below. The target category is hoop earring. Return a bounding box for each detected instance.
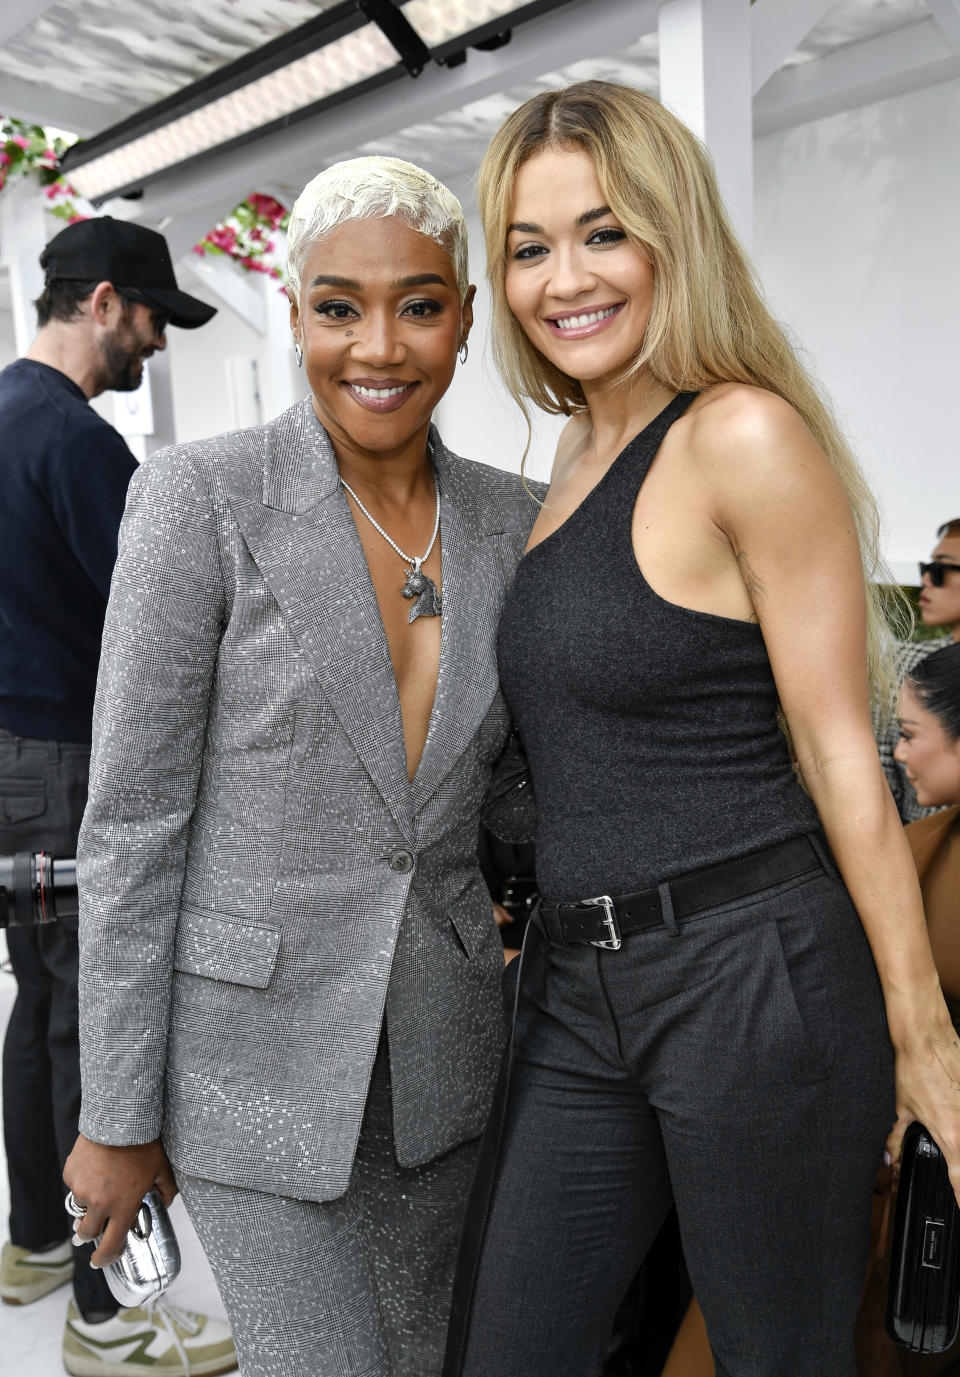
[458,341,469,365]
[295,341,303,369]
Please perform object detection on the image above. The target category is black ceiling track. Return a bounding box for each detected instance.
[58,0,584,197]
[357,0,431,77]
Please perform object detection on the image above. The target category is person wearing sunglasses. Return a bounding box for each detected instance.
[877,519,960,821]
[918,523,960,637]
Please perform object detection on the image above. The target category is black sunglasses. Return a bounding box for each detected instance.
[919,561,960,587]
[116,288,169,336]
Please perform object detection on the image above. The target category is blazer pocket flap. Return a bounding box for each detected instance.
[174,909,281,988]
[448,876,493,961]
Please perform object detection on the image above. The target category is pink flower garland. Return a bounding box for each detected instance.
[193,193,290,283]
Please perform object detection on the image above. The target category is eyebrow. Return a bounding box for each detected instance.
[507,205,615,235]
[396,273,449,288]
[577,204,614,226]
[308,272,450,290]
[310,274,360,289]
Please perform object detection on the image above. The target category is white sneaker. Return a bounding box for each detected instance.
[0,1238,74,1304]
[63,1296,238,1375]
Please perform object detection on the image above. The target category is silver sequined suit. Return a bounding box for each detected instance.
[76,399,540,1374]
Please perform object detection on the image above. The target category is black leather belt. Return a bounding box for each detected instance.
[536,832,835,951]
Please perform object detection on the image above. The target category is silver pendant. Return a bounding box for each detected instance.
[402,564,442,622]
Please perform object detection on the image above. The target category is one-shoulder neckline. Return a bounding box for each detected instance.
[521,391,697,565]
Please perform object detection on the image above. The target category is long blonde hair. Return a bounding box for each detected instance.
[476,80,904,709]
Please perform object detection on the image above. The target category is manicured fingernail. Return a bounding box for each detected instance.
[89,1262,101,1270]
[884,1151,892,1166]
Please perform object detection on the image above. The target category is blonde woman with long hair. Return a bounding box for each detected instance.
[443,81,960,1377]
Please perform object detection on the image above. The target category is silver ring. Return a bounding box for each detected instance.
[64,1190,88,1219]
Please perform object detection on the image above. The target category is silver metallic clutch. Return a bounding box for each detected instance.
[104,1190,182,1307]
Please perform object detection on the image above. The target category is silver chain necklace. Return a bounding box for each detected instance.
[340,474,442,622]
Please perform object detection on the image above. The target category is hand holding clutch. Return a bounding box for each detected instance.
[63,1133,177,1268]
[886,1121,960,1354]
[67,1187,181,1306]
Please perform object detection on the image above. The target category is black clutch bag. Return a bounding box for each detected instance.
[886,1120,960,1353]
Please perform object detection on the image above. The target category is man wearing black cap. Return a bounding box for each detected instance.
[0,217,237,1376]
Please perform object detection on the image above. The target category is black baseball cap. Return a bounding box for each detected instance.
[40,216,216,329]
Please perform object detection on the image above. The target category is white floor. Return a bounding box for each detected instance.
[0,931,229,1376]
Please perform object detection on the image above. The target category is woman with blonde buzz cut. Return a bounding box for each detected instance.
[64,155,541,1377]
[444,80,960,1377]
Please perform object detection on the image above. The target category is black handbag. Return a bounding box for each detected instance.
[477,827,538,949]
[886,1121,960,1353]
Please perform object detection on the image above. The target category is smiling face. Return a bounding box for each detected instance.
[919,530,960,634]
[289,216,473,462]
[504,144,654,393]
[894,682,960,807]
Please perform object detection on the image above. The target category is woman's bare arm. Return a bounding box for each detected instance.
[699,386,960,1191]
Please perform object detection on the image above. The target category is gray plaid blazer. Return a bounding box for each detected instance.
[77,399,540,1202]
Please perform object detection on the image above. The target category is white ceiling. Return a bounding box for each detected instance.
[0,0,957,253]
[339,0,932,189]
[787,0,928,59]
[0,1,942,135]
[0,0,340,120]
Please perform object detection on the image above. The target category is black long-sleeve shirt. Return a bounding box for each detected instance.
[0,358,137,741]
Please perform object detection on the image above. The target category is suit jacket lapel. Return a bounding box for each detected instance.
[410,429,505,817]
[223,402,413,837]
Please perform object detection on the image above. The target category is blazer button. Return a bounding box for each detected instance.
[389,849,414,873]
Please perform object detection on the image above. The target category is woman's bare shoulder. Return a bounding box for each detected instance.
[687,383,810,457]
[683,383,839,515]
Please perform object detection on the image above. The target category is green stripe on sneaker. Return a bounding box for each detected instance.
[66,1321,159,1364]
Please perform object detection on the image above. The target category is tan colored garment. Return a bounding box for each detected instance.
[907,805,960,1006]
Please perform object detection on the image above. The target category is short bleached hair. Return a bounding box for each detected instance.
[286,155,469,301]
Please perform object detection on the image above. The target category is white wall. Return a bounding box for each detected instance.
[165,282,266,445]
[754,76,960,582]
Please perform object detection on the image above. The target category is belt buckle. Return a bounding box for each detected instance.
[581,894,622,951]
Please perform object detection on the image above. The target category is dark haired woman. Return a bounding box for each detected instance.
[445,81,960,1377]
[897,643,960,1017]
[853,643,960,1377]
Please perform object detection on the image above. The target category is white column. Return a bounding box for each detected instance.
[658,0,754,246]
[0,179,48,354]
[256,275,305,422]
[255,235,308,423]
